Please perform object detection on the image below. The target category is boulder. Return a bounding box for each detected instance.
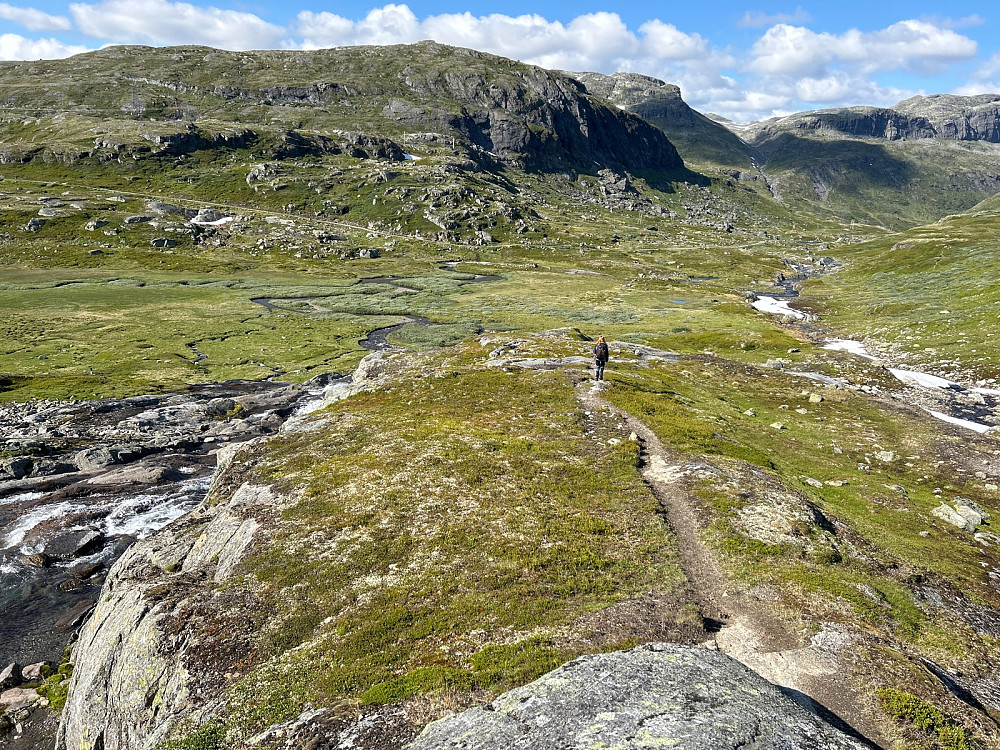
[955,498,988,527]
[0,687,39,712]
[42,528,104,560]
[123,215,152,224]
[85,219,108,231]
[74,446,119,471]
[192,208,226,224]
[407,643,868,749]
[24,217,45,232]
[0,663,21,690]
[204,397,239,418]
[21,662,50,682]
[0,456,32,479]
[932,503,976,532]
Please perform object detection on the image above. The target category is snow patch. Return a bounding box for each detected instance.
[924,409,994,434]
[751,296,808,320]
[889,369,961,390]
[822,339,877,359]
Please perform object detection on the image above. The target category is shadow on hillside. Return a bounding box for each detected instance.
[639,166,711,194]
[781,685,883,749]
[754,133,916,190]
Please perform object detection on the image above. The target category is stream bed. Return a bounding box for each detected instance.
[0,377,332,668]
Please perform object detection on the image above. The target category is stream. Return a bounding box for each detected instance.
[0,378,333,669]
[747,258,999,434]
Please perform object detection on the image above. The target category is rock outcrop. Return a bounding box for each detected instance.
[407,643,869,749]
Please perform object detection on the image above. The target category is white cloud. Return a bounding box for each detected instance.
[69,0,286,49]
[952,52,1000,96]
[0,3,71,31]
[750,20,977,78]
[0,32,87,60]
[738,7,811,30]
[295,8,724,75]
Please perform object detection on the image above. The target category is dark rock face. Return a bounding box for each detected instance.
[407,643,870,749]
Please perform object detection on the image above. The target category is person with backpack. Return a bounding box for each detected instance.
[593,336,609,381]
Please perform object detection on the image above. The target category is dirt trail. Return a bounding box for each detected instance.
[576,379,884,749]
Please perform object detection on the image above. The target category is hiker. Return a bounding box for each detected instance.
[593,336,609,381]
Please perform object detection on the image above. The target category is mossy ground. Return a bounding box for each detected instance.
[178,341,698,743]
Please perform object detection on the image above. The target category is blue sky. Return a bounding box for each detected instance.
[1,0,998,121]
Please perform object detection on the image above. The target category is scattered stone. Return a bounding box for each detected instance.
[123,215,152,224]
[795,408,808,414]
[358,248,380,259]
[20,552,50,569]
[85,219,108,231]
[825,480,849,487]
[54,600,96,633]
[87,248,104,255]
[743,408,756,416]
[808,393,824,403]
[0,663,22,690]
[408,643,868,750]
[975,532,1000,547]
[874,450,895,463]
[769,422,785,430]
[628,432,639,442]
[20,662,49,682]
[24,217,45,232]
[0,687,39,713]
[151,237,177,248]
[67,560,104,580]
[804,477,824,488]
[37,206,64,217]
[932,503,977,532]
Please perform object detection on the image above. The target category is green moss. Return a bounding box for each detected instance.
[877,688,977,750]
[160,721,226,750]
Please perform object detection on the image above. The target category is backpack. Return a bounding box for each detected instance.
[595,342,609,360]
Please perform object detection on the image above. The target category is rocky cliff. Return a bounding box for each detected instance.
[573,71,753,169]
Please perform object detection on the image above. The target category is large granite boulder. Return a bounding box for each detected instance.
[407,643,869,750]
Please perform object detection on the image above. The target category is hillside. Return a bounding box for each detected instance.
[4,42,1000,750]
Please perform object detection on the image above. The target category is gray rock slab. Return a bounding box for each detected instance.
[407,643,869,750]
[42,529,104,560]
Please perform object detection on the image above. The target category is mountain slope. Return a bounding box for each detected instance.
[0,42,683,174]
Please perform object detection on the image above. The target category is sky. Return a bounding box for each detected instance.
[1,0,999,122]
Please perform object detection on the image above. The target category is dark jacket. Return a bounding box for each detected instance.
[593,342,609,362]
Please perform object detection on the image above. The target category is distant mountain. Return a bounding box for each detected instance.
[572,72,753,171]
[576,75,1000,229]
[744,94,1000,143]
